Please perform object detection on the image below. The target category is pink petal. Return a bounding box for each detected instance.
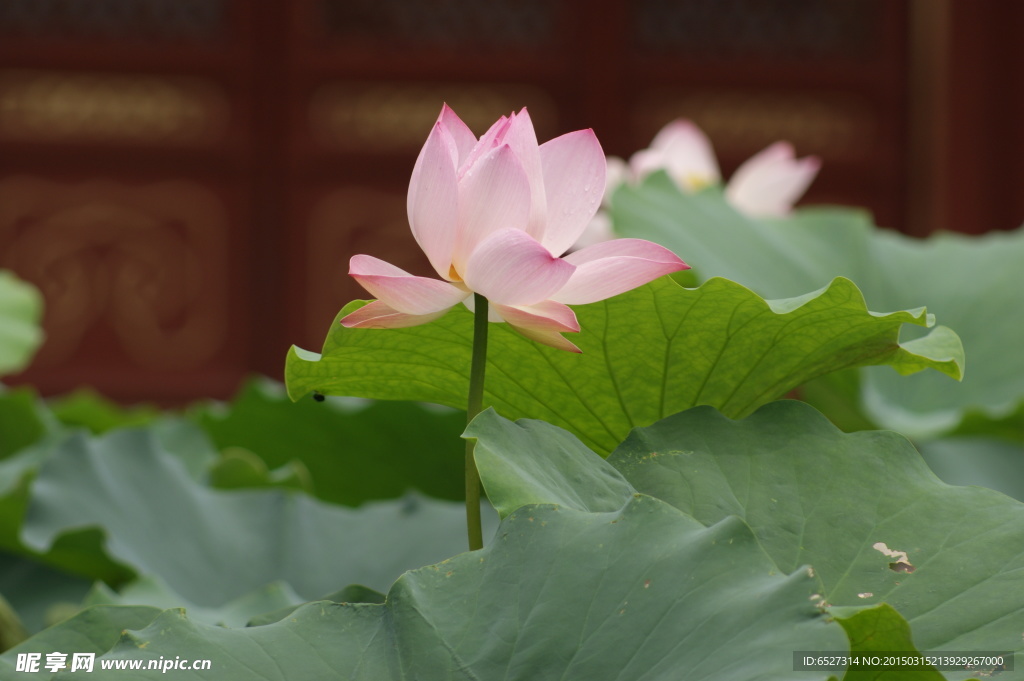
[459,114,511,178]
[494,300,579,331]
[408,121,460,279]
[492,301,581,353]
[452,144,531,276]
[339,300,453,329]
[349,255,468,315]
[725,142,821,217]
[502,109,547,242]
[538,129,606,257]
[553,239,688,305]
[437,104,478,168]
[508,326,582,353]
[633,119,721,191]
[463,228,576,306]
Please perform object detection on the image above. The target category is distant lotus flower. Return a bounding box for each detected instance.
[629,120,723,193]
[340,105,688,352]
[577,120,821,248]
[630,119,820,216]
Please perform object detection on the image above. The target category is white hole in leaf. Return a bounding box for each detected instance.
[873,541,916,573]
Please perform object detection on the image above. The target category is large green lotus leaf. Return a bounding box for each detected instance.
[468,407,1007,680]
[287,275,961,456]
[471,412,942,680]
[0,271,43,378]
[46,499,843,680]
[611,176,864,297]
[469,417,948,681]
[192,377,466,505]
[19,428,493,604]
[0,411,215,574]
[612,176,1024,438]
[0,439,133,586]
[855,228,1024,437]
[608,401,1024,676]
[0,413,217,591]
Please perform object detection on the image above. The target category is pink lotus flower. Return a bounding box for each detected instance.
[575,120,820,248]
[630,120,723,193]
[340,105,688,352]
[631,119,821,217]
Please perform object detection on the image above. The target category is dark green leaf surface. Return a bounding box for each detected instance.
[608,401,1024,675]
[287,276,961,456]
[468,406,1018,679]
[193,378,466,504]
[53,499,843,680]
[20,428,493,602]
[468,412,947,681]
[0,414,216,587]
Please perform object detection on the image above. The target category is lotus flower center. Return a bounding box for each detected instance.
[680,172,714,192]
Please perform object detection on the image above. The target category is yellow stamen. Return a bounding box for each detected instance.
[680,172,713,191]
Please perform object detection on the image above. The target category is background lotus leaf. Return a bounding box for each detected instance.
[611,176,1024,440]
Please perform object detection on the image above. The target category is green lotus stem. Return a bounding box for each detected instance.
[465,293,488,551]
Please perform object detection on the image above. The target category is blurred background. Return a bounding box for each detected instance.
[0,0,1021,404]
